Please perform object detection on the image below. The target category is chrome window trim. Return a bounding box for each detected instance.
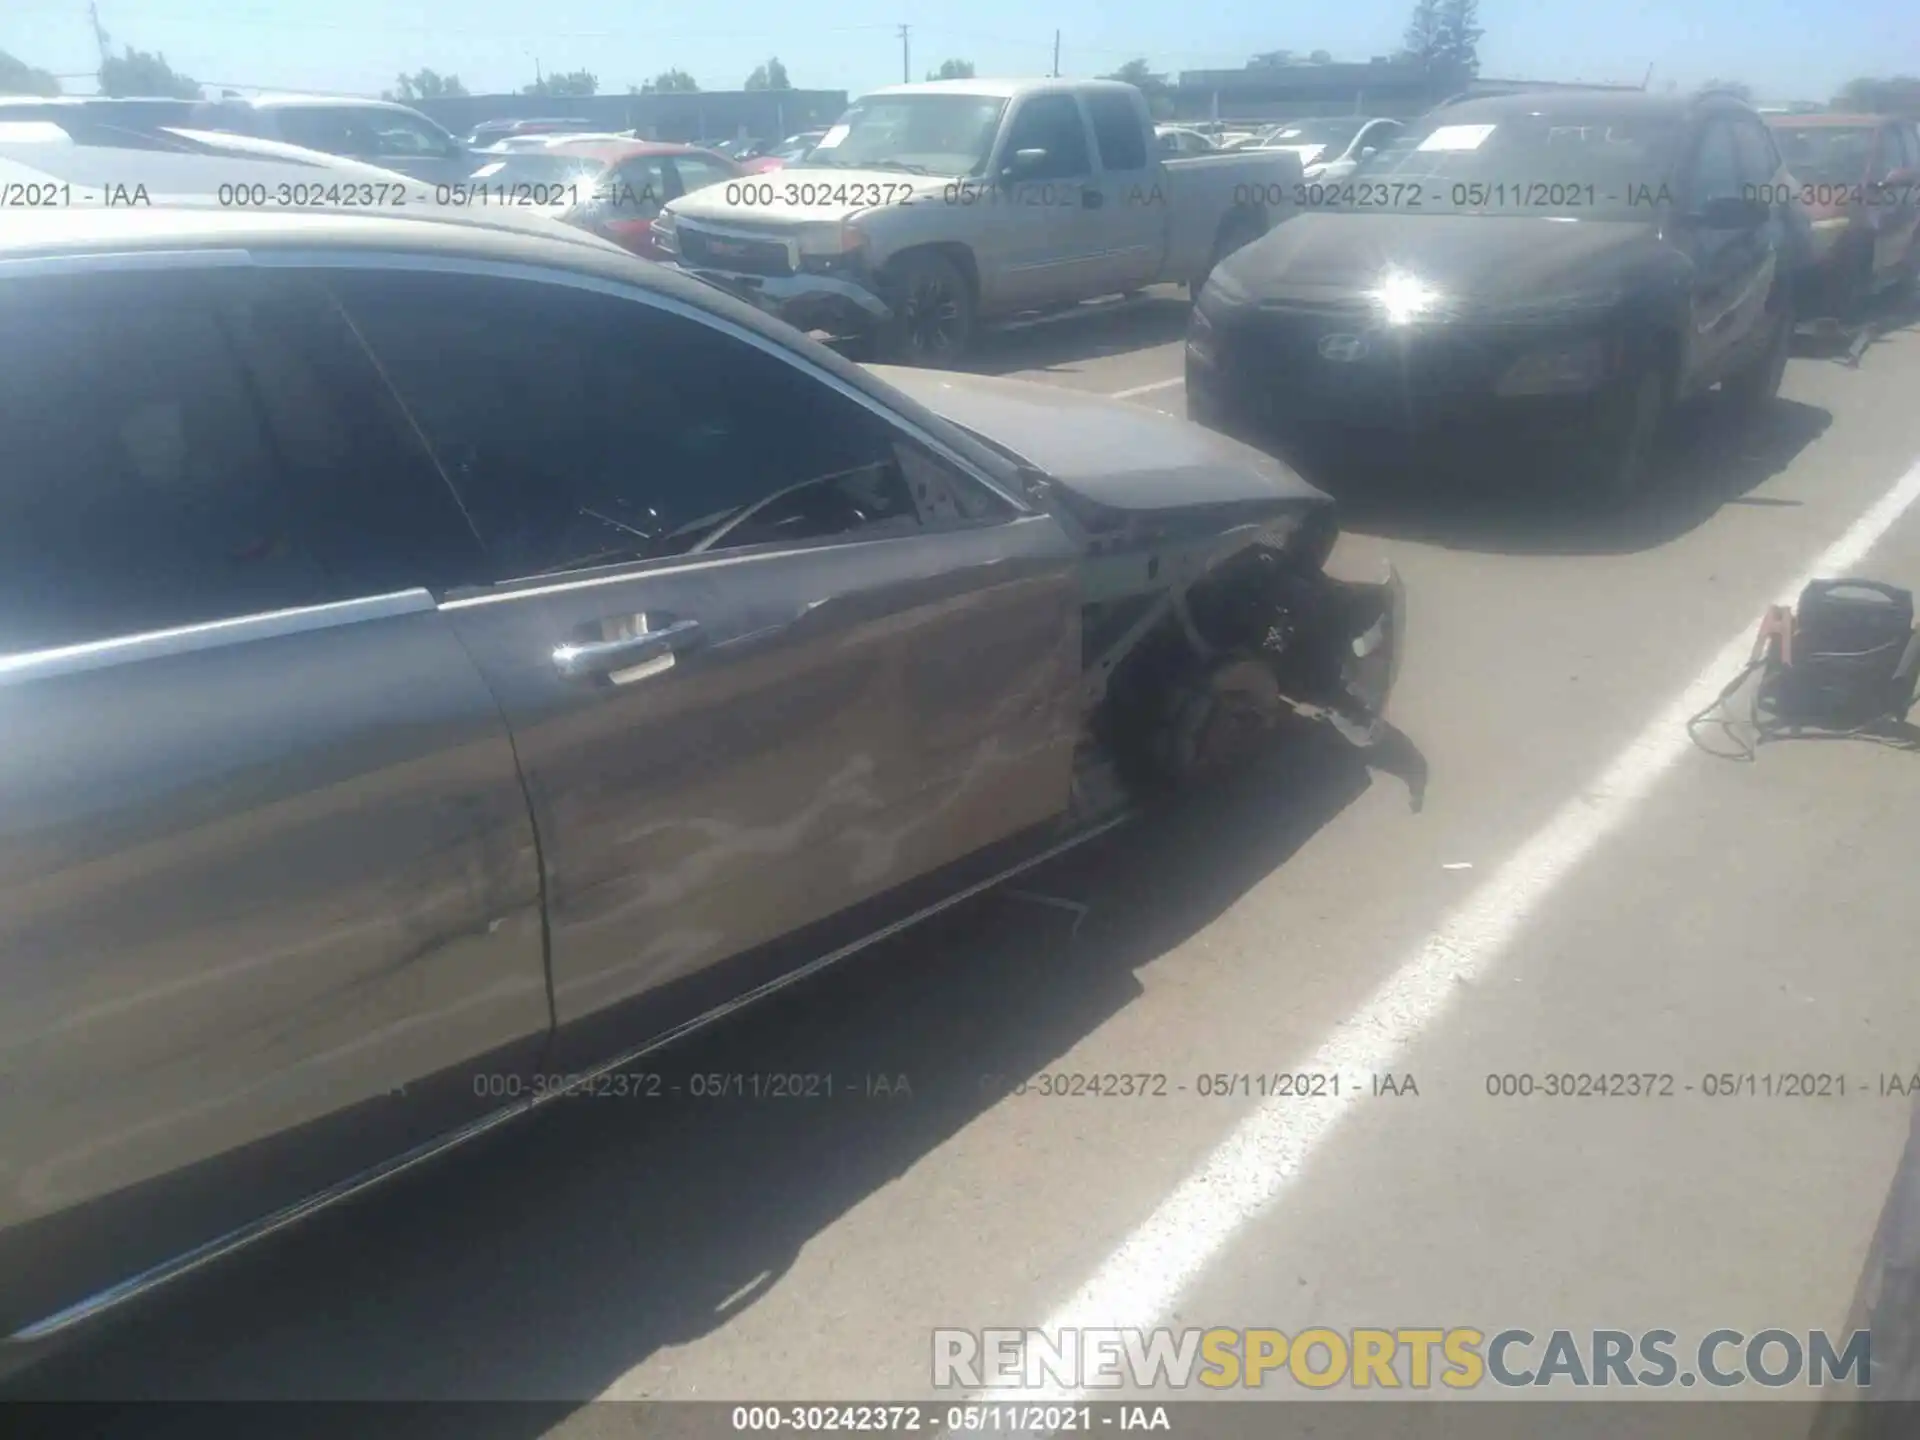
[438,514,1059,610]
[0,248,254,280]
[0,590,435,687]
[247,246,1034,514]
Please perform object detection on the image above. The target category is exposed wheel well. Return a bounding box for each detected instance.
[882,243,980,308]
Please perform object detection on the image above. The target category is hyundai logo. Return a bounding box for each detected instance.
[1318,333,1369,363]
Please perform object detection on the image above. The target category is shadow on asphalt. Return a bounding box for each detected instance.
[10,721,1424,1426]
[1792,287,1920,368]
[1318,395,1834,558]
[960,290,1192,379]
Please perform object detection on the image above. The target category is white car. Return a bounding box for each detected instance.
[1246,116,1405,180]
[1155,125,1217,156]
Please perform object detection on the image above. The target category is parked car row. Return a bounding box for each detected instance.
[1182,87,1919,508]
[0,109,1403,1375]
[649,78,1308,362]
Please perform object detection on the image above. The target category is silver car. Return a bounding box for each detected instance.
[0,202,1401,1371]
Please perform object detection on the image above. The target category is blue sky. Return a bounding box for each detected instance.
[3,0,1913,105]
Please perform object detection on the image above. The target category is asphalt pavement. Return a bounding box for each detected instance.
[16,286,1920,1431]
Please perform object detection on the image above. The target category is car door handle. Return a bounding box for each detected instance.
[1082,187,1104,209]
[553,617,702,683]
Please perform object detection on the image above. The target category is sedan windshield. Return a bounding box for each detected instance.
[1258,118,1367,152]
[805,95,1009,176]
[1346,112,1688,219]
[1769,124,1876,185]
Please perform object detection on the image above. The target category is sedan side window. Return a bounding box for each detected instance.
[670,155,736,193]
[327,271,983,584]
[1001,95,1092,180]
[1686,119,1743,207]
[0,272,480,656]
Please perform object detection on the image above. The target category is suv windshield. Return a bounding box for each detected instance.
[806,95,1009,176]
[1348,111,1688,219]
[1768,124,1877,184]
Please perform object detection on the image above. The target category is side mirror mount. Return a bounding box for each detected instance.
[1695,194,1769,230]
[1001,146,1048,181]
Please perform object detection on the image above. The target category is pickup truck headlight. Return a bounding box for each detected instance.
[1494,335,1612,396]
[796,222,870,276]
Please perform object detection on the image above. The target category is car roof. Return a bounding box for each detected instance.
[244,93,433,114]
[548,138,729,164]
[862,77,1138,103]
[1764,112,1892,128]
[0,127,422,195]
[1424,90,1715,125]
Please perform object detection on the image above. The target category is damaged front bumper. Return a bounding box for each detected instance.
[662,261,893,339]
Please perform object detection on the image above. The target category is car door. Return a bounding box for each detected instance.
[321,263,1083,1069]
[1675,116,1771,386]
[987,92,1105,310]
[1084,89,1165,294]
[1868,123,1920,279]
[0,261,552,1341]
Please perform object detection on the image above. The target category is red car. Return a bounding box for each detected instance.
[1766,113,1920,317]
[464,139,746,260]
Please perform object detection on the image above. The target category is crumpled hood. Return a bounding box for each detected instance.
[1212,210,1675,311]
[668,167,953,226]
[869,366,1330,517]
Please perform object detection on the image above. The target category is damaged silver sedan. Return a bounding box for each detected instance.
[0,204,1400,1366]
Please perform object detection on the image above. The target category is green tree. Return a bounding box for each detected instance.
[0,50,61,96]
[641,69,700,94]
[744,57,791,91]
[1103,59,1173,120]
[524,69,597,97]
[1402,0,1445,70]
[1308,50,1333,64]
[386,68,468,102]
[98,44,200,99]
[927,58,975,81]
[1436,0,1484,80]
[1834,75,1920,117]
[1403,0,1480,83]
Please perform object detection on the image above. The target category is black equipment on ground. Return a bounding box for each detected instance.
[1689,579,1920,760]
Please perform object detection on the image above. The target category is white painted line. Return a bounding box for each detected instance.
[987,456,1920,1415]
[1106,376,1184,400]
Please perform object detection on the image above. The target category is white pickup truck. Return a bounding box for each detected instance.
[652,78,1305,363]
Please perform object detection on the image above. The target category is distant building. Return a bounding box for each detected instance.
[1168,58,1643,124]
[413,89,848,145]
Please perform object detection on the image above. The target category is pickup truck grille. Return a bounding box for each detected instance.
[679,226,794,278]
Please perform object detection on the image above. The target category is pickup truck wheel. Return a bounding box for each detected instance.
[1191,213,1264,299]
[878,252,976,365]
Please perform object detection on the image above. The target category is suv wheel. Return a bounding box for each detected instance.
[1723,304,1791,415]
[878,251,976,365]
[1576,364,1667,509]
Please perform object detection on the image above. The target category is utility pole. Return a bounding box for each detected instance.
[88,2,111,67]
[1051,31,1060,78]
[898,24,910,84]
